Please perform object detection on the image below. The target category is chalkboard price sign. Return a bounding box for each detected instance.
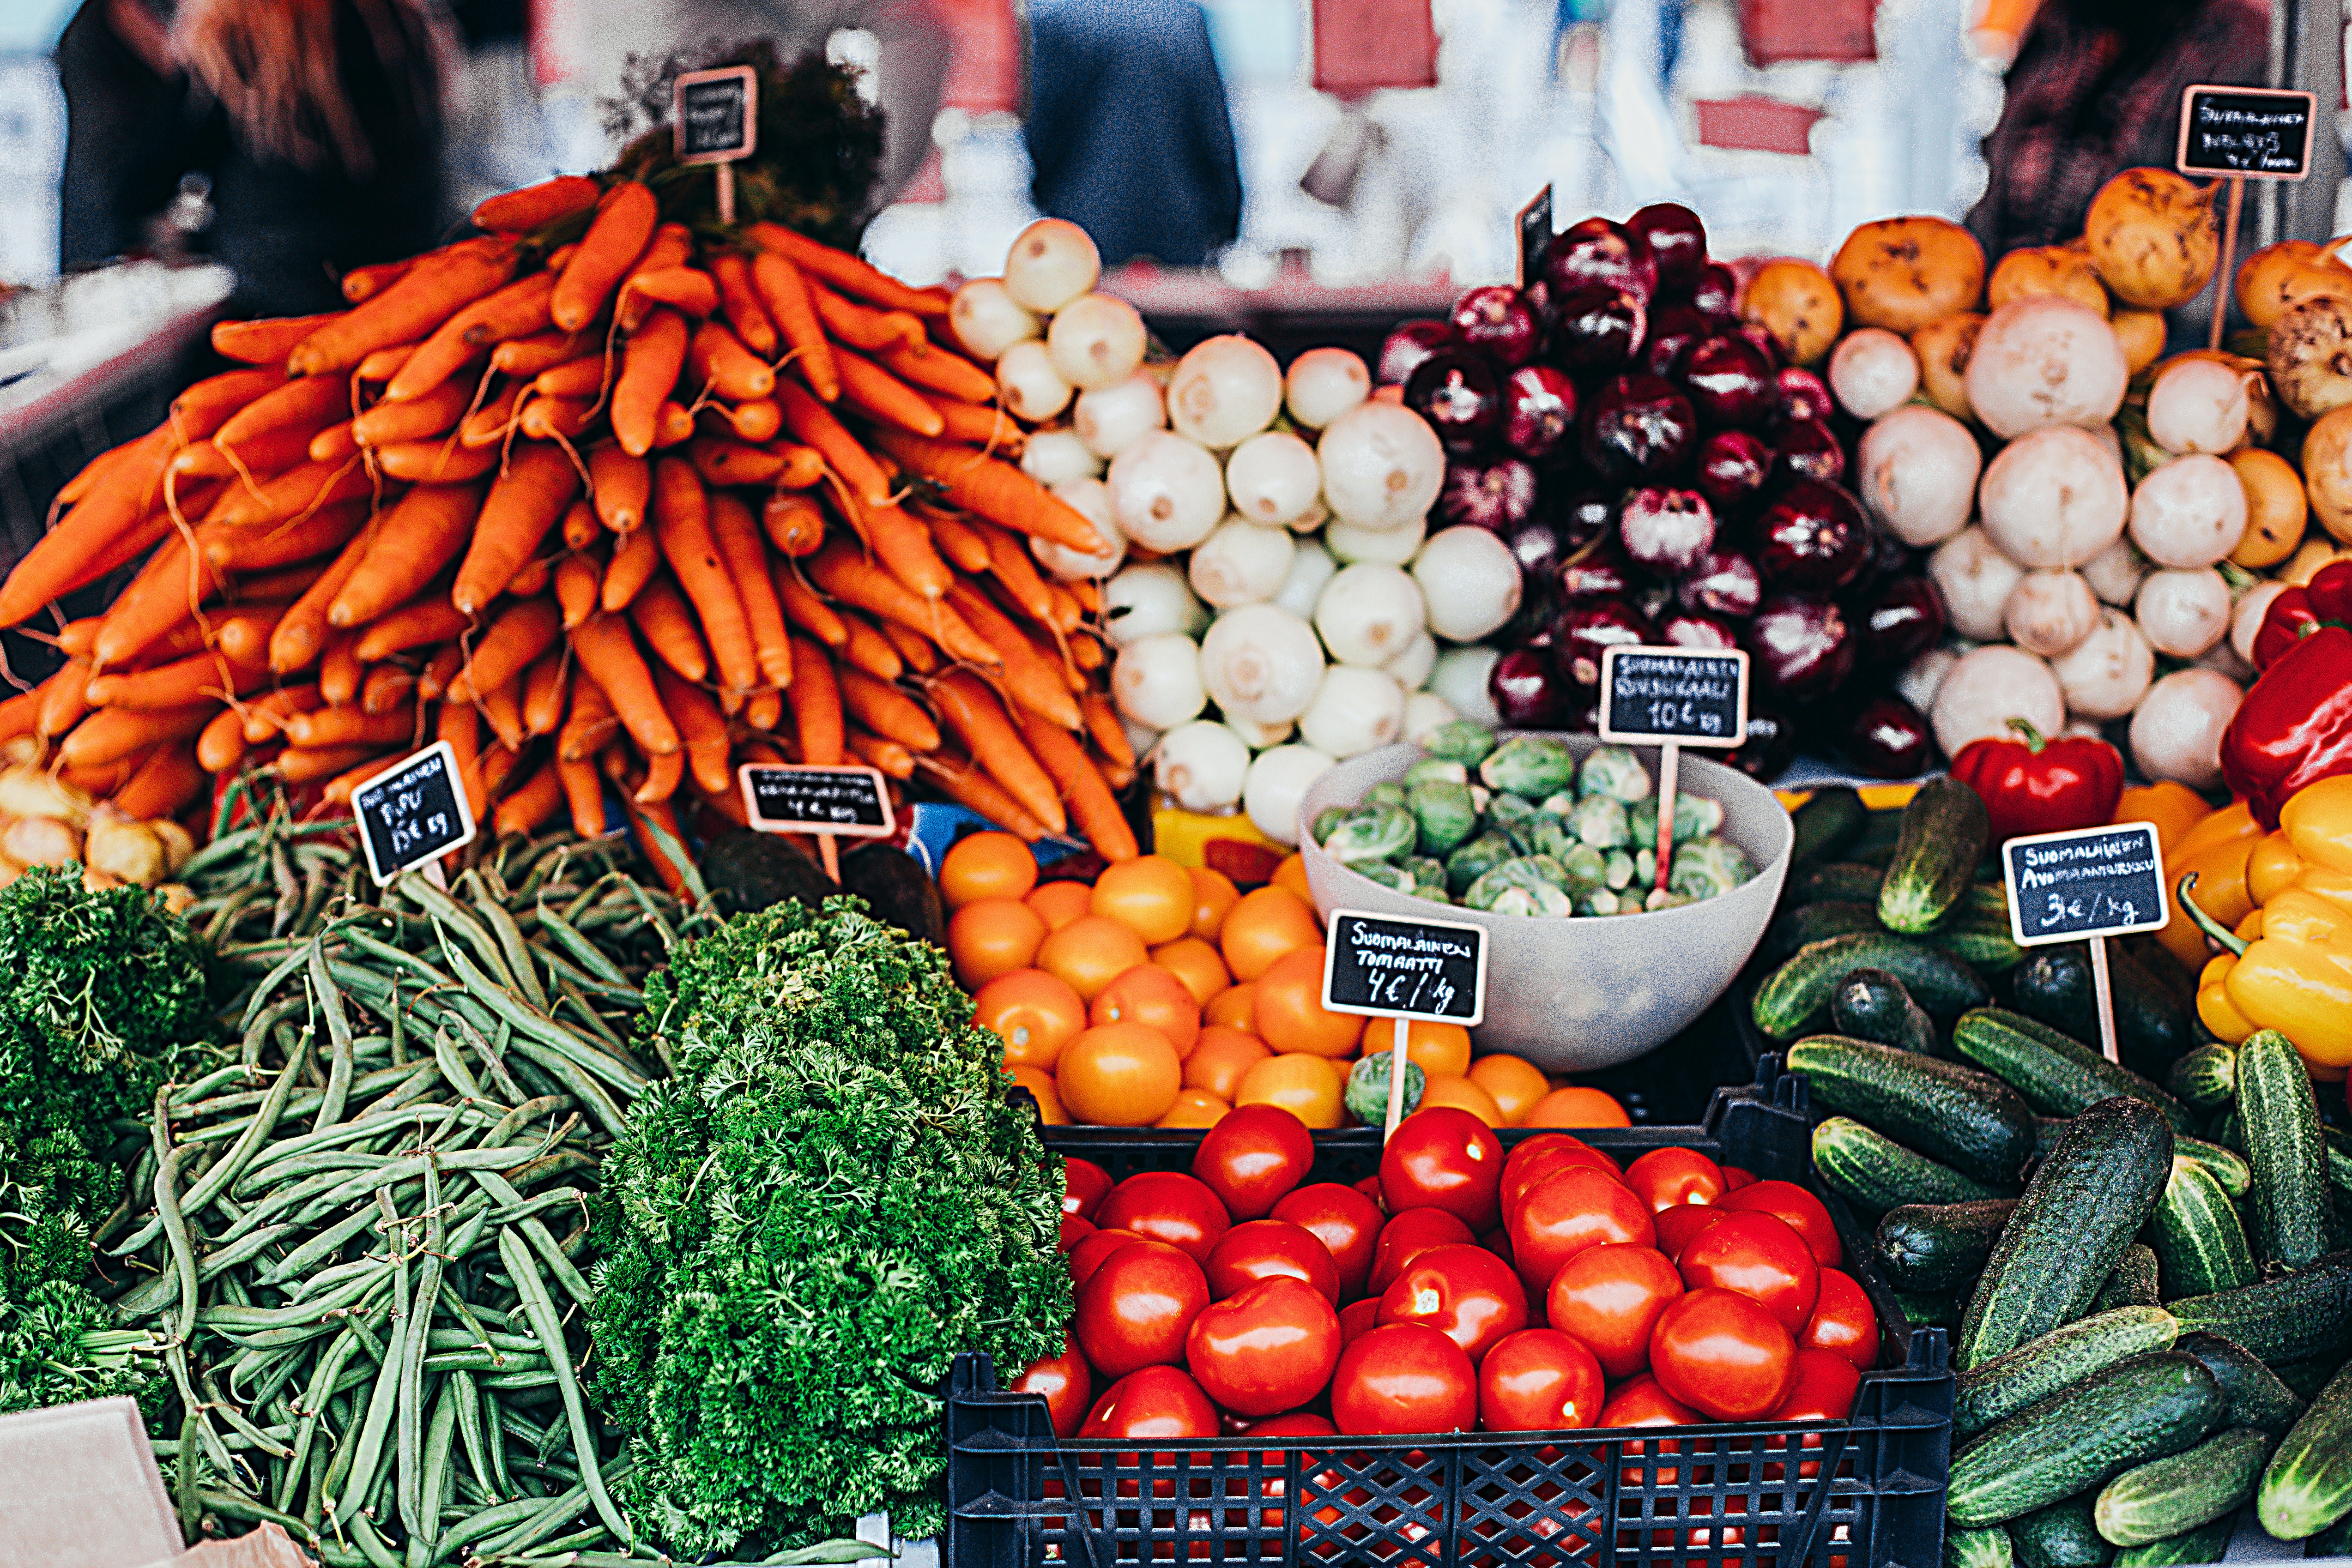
[2004,822,2170,946]
[351,741,476,884]
[1322,909,1487,1026]
[2177,85,2314,180]
[740,763,895,837]
[673,65,758,165]
[1597,646,1748,748]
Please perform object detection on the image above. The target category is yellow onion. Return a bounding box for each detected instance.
[2086,169,2219,309]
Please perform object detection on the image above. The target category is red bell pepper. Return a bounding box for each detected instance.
[2222,622,2352,827]
[2252,560,2352,669]
[1948,718,2123,845]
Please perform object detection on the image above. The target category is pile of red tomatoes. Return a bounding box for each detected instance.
[1017,1104,1883,1444]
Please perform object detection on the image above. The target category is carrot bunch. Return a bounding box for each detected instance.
[0,174,1141,863]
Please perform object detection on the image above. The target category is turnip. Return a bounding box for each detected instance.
[2301,407,2352,542]
[1895,646,1960,714]
[1858,405,1979,546]
[1111,631,1208,729]
[2085,169,2218,309]
[2133,567,2231,657]
[1034,477,1126,580]
[2146,356,2250,453]
[1929,526,2028,641]
[1224,713,1294,749]
[1154,719,1251,811]
[1318,400,1446,531]
[1930,644,2065,756]
[1411,525,1521,642]
[1200,603,1326,724]
[1101,562,1205,645]
[1978,424,2128,567]
[1046,292,1147,392]
[2129,668,2242,789]
[1963,295,2129,438]
[1828,328,1920,420]
[1299,666,1407,758]
[1167,335,1284,448]
[2048,609,2154,720]
[948,277,1040,361]
[2197,639,2255,682]
[1274,537,1337,619]
[2128,453,2247,567]
[1429,645,1501,726]
[1403,691,1460,742]
[995,339,1074,422]
[1286,347,1372,429]
[1074,370,1166,460]
[2003,570,2100,656]
[2265,294,2352,420]
[1384,630,1438,690]
[2233,580,2289,665]
[1022,428,1101,487]
[1187,519,1294,609]
[1003,217,1100,314]
[1108,430,1225,553]
[1315,563,1425,667]
[1225,432,1324,527]
[2081,536,2150,606]
[1324,514,1427,565]
[1245,744,1337,845]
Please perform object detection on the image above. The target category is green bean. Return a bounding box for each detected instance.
[262,1202,384,1286]
[472,1478,593,1561]
[309,938,356,1132]
[530,905,630,988]
[120,1049,307,1257]
[198,1486,325,1548]
[400,875,522,994]
[429,1020,486,1105]
[277,1326,368,1513]
[484,1381,516,1502]
[205,1369,296,1459]
[484,1096,572,1148]
[497,1227,628,1545]
[346,1509,404,1568]
[115,1220,302,1316]
[448,1367,495,1506]
[439,940,643,1096]
[502,1036,627,1140]
[154,1144,204,1344]
[413,1370,460,1558]
[425,1327,543,1357]
[201,1264,387,1331]
[335,926,455,987]
[472,878,550,1013]
[396,1158,448,1542]
[330,1206,408,1528]
[172,1062,264,1109]
[243,944,317,1032]
[353,1057,445,1122]
[437,1486,577,1565]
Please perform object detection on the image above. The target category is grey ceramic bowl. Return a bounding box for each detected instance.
[1297,734,1793,1070]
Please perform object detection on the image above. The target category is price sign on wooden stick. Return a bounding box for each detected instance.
[739,762,895,882]
[2178,84,2314,349]
[351,741,475,887]
[1597,646,1748,893]
[674,64,758,224]
[1322,909,1487,1140]
[2003,821,2170,1062]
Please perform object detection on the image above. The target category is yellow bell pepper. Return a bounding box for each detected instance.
[2197,954,2258,1043]
[2116,780,2213,862]
[2206,888,2352,1071]
[2157,800,2264,971]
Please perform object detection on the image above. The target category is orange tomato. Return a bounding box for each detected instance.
[1235,1052,1343,1129]
[1155,1088,1231,1128]
[1035,915,1152,1001]
[1188,865,1240,941]
[947,897,1046,990]
[939,830,1036,909]
[1091,964,1202,1057]
[1057,1021,1182,1126]
[1419,1074,1503,1125]
[1467,1054,1550,1126]
[1271,853,1312,902]
[1356,1016,1472,1078]
[1251,946,1360,1058]
[1149,937,1231,1006]
[1220,886,1321,982]
[1204,983,1258,1030]
[1523,1086,1632,1129]
[1091,855,1195,945]
[1006,1063,1066,1124]
[1025,880,1094,932]
[972,968,1087,1069]
[1185,1025,1271,1100]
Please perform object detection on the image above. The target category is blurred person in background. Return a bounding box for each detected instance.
[55,0,452,315]
[1025,0,1241,267]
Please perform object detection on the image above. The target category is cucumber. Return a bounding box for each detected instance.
[2147,1158,2256,1300]
[2012,1496,2113,1568]
[1953,1305,2180,1438]
[2035,1117,2068,1157]
[2096,1244,2162,1312]
[2010,943,2193,1081]
[1879,776,1989,934]
[1896,1289,1960,1327]
[2327,1128,2352,1200]
[2164,1253,2352,1365]
[1754,932,1991,1039]
[1793,861,1886,904]
[1951,1009,2198,1135]
[2110,1516,2233,1567]
[2171,1332,2304,1436]
[1764,900,1880,964]
[2094,1426,2273,1546]
[1876,1199,2019,1291]
[2235,1030,2329,1268]
[1958,1096,2175,1370]
[2273,1354,2344,1400]
[1948,1526,2014,1568]
[1831,967,1943,1057]
[2171,1138,2249,1201]
[2168,1045,2235,1113]
[2309,1508,2352,1560]
[2205,1108,2243,1155]
[2255,1355,2352,1539]
[1788,1035,2037,1183]
[1966,880,2013,922]
[1812,1116,2013,1214]
[1930,919,2027,974]
[1791,785,1867,866]
[1947,1351,2226,1527]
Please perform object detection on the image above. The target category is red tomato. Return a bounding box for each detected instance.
[1271,1183,1385,1302]
[1649,1287,1796,1421]
[1623,1147,1727,1212]
[1338,1296,1382,1346]
[1239,1411,1341,1529]
[1477,1327,1605,1431]
[1772,1347,1862,1423]
[1059,1213,1095,1252]
[1651,1205,1727,1261]
[1500,1143,1622,1228]
[1376,1243,1530,1366]
[1676,1210,1820,1334]
[1065,1157,1114,1219]
[1367,1207,1475,1296]
[1722,1165,1758,1192]
[1378,1108,1504,1232]
[1800,1267,1879,1372]
[1248,1411,1338,1441]
[1073,1238,1211,1377]
[1508,1166,1657,1292]
[1205,1218,1341,1303]
[1192,1104,1314,1220]
[1718,1179,1841,1266]
[1352,1174,1386,1210]
[1094,1171,1233,1261]
[1066,1227,1146,1287]
[1011,1332,1093,1437]
[1544,1242,1684,1379]
[1599,1370,1699,1430]
[1185,1276,1342,1417]
[1081,1365,1220,1439]
[1329,1322,1477,1436]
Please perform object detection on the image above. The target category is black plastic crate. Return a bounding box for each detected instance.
[946,1067,1954,1568]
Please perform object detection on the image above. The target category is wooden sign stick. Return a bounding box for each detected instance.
[1653,742,1680,893]
[2210,176,2244,351]
[2089,934,2120,1063]
[1383,1016,1412,1142]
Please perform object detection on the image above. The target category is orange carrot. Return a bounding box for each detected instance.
[493,330,595,377]
[110,742,207,820]
[492,756,566,835]
[477,667,526,748]
[199,497,369,572]
[473,175,600,233]
[379,437,502,483]
[389,271,556,401]
[774,558,848,647]
[316,749,404,805]
[363,663,417,715]
[551,181,658,333]
[511,561,551,601]
[522,651,567,736]
[1018,706,1139,860]
[560,672,618,762]
[352,594,468,661]
[849,493,955,601]
[835,350,946,436]
[355,344,416,382]
[569,612,679,755]
[750,222,951,315]
[86,645,266,710]
[805,539,997,667]
[554,551,601,628]
[652,458,759,698]
[846,730,915,778]
[59,701,220,768]
[447,596,562,703]
[474,735,523,803]
[612,308,690,457]
[213,313,342,365]
[286,740,380,784]
[171,368,289,443]
[876,617,937,675]
[949,583,1082,730]
[623,793,693,894]
[879,340,997,404]
[587,445,650,532]
[688,321,774,402]
[744,686,782,733]
[327,481,487,628]
[242,684,323,742]
[652,663,732,796]
[319,629,364,706]
[620,265,718,327]
[89,535,210,670]
[626,223,693,283]
[340,259,413,304]
[439,700,485,821]
[1082,690,1134,770]
[776,384,890,505]
[37,661,92,740]
[929,670,1065,832]
[0,672,60,743]
[417,644,463,701]
[706,399,782,444]
[532,356,607,401]
[930,398,1023,452]
[653,401,695,448]
[763,491,826,556]
[808,278,926,352]
[198,706,249,772]
[913,747,1052,840]
[838,667,940,751]
[171,426,326,490]
[284,704,416,749]
[840,616,906,680]
[290,238,518,376]
[557,754,608,836]
[601,523,660,611]
[868,429,1104,554]
[969,519,1058,626]
[0,442,175,625]
[708,252,777,356]
[200,457,370,531]
[517,395,596,443]
[453,443,581,614]
[749,251,837,402]
[629,575,710,683]
[786,636,845,766]
[712,494,795,691]
[686,436,788,488]
[308,422,360,464]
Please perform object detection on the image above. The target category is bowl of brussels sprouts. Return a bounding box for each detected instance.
[1296,724,1793,1069]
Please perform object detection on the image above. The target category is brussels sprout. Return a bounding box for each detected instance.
[1519,853,1573,891]
[1402,856,1449,896]
[1446,832,1514,894]
[1408,779,1479,856]
[1404,757,1470,787]
[1465,857,1574,916]
[1312,806,1352,845]
[1557,843,1608,892]
[1669,835,1756,900]
[1631,791,1727,846]
[1480,735,1578,800]
[1327,806,1417,864]
[1347,1052,1424,1125]
[1634,847,1657,886]
[1486,791,1537,827]
[1528,813,1573,861]
[1470,785,1492,814]
[1363,781,1409,811]
[1579,745,1653,804]
[1645,888,1693,912]
[1423,720,1498,766]
[1354,861,1417,893]
[1603,850,1636,890]
[1566,794,1630,850]
[1487,886,1555,917]
[1578,888,1623,917]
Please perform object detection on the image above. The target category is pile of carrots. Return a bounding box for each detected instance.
[0,173,1143,876]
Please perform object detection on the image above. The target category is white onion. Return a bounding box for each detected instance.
[948,277,1040,361]
[2003,570,2100,656]
[2129,454,2249,567]
[2233,580,2289,665]
[2081,536,2150,606]
[2146,356,2250,454]
[1963,295,2129,438]
[2134,567,2233,657]
[1979,424,2129,567]
[2198,639,2257,681]
[1895,646,1961,714]
[1859,405,1979,547]
[1428,645,1501,726]
[2048,609,2154,720]
[1021,428,1101,486]
[1124,716,1160,762]
[1111,631,1208,729]
[1930,644,2065,757]
[1383,630,1438,690]
[1324,513,1427,565]
[1411,525,1522,642]
[1199,603,1326,725]
[1034,478,1126,580]
[1274,537,1338,619]
[1223,713,1294,748]
[1101,562,1205,645]
[1074,371,1167,460]
[1315,563,1426,667]
[1318,401,1446,531]
[1298,666,1407,758]
[1286,347,1372,429]
[1154,719,1251,811]
[1107,429,1226,552]
[1929,526,2029,641]
[1046,292,1147,392]
[1828,327,1921,420]
[1167,335,1284,448]
[1187,519,1295,608]
[1224,432,1324,528]
[2129,669,2242,789]
[1003,218,1100,314]
[1244,744,1337,846]
[1402,691,1460,742]
[995,339,1073,422]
